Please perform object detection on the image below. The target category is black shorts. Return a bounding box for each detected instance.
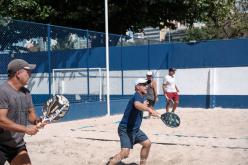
[147,99,155,107]
[0,144,27,164]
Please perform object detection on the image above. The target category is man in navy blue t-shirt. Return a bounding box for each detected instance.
[108,78,160,165]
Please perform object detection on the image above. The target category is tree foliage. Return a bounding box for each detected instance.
[0,0,56,20]
[184,0,248,41]
[0,0,202,34]
[0,0,247,38]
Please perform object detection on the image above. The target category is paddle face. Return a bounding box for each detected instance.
[161,112,180,128]
[41,95,70,123]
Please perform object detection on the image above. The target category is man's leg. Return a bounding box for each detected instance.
[10,150,31,165]
[148,100,156,118]
[172,101,179,112]
[109,126,132,165]
[165,93,172,112]
[166,101,170,112]
[108,148,130,165]
[135,129,151,165]
[171,93,179,112]
[139,139,152,165]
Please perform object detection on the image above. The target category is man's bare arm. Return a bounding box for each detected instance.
[162,83,168,94]
[175,85,179,93]
[134,101,160,117]
[28,107,40,125]
[152,80,158,101]
[0,109,39,135]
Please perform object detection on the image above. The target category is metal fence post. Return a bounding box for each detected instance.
[121,35,124,96]
[86,30,89,49]
[87,60,90,99]
[148,40,150,70]
[47,24,52,97]
[86,30,90,99]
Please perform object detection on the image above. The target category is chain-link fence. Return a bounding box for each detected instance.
[0,18,164,105]
[0,19,164,50]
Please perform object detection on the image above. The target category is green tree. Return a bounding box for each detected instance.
[0,0,202,34]
[0,0,56,20]
[184,0,248,41]
[1,0,247,38]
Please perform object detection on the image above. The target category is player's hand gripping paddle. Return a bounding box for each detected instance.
[160,112,180,128]
[37,95,69,128]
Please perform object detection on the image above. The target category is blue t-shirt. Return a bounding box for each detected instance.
[119,92,146,130]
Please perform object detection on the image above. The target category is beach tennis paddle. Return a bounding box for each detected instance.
[160,112,180,128]
[38,95,70,126]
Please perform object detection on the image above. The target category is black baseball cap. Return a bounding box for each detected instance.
[169,68,176,72]
[7,59,36,73]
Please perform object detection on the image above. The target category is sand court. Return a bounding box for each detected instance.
[20,108,248,165]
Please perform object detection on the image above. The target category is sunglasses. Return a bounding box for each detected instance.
[138,83,147,86]
[18,68,32,75]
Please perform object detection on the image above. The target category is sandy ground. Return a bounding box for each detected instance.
[11,108,248,165]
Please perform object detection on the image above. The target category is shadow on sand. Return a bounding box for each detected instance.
[117,162,138,165]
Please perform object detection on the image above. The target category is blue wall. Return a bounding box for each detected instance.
[35,99,130,121]
[1,38,247,74]
[34,94,248,121]
[1,38,248,122]
[34,94,248,122]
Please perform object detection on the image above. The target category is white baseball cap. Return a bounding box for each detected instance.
[146,71,153,76]
[135,78,148,86]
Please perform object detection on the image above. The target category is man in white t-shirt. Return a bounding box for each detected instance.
[162,68,180,112]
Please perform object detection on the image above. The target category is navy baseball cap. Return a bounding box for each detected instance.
[169,68,176,72]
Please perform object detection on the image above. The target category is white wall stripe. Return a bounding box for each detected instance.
[3,67,246,96]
